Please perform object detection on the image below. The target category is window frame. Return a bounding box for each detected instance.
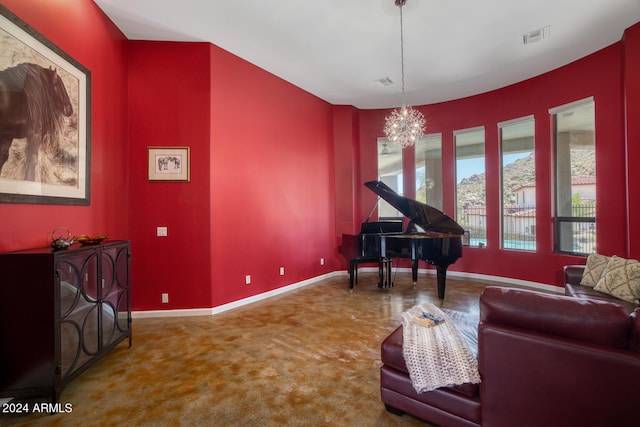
[498,115,536,251]
[454,126,486,247]
[376,137,404,219]
[549,97,596,255]
[414,133,443,211]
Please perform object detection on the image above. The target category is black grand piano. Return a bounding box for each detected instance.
[338,180,465,299]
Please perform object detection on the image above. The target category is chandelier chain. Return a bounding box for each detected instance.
[399,3,406,104]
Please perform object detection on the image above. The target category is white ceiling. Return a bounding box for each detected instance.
[94,0,640,109]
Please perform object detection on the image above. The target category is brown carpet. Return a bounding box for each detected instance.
[2,271,494,427]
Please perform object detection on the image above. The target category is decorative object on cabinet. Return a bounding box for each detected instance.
[50,227,75,251]
[147,146,190,182]
[0,240,131,404]
[0,5,91,205]
[75,233,109,246]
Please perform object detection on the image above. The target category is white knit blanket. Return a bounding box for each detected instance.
[401,303,481,393]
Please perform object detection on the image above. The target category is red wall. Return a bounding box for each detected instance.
[623,23,640,259]
[208,44,337,307]
[128,42,213,310]
[0,1,129,251]
[127,42,337,310]
[333,106,361,236]
[334,37,637,287]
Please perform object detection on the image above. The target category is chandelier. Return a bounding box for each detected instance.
[383,0,426,148]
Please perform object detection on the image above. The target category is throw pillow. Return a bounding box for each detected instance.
[580,253,610,287]
[594,256,640,304]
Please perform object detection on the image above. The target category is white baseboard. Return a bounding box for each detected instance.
[355,266,563,294]
[132,268,561,319]
[445,269,563,294]
[132,271,346,319]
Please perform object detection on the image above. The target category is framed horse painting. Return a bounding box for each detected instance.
[0,5,90,205]
[148,147,190,182]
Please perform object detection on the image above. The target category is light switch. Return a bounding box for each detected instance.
[157,226,168,237]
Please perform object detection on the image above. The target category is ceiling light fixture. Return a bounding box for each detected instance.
[383,0,425,149]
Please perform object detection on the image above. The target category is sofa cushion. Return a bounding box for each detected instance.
[594,255,640,304]
[381,326,479,398]
[580,253,610,287]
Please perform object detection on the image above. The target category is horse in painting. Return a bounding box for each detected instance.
[157,156,181,171]
[0,62,73,181]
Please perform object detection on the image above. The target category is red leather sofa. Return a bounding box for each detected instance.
[564,264,639,312]
[380,286,640,426]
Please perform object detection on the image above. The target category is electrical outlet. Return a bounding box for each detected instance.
[157,226,168,237]
[245,275,251,285]
[162,293,169,303]
[320,258,325,265]
[280,267,285,276]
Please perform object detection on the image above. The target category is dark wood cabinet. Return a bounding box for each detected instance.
[0,240,131,403]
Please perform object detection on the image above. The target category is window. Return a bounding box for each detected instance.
[415,134,443,211]
[551,98,596,254]
[455,127,486,246]
[377,138,403,218]
[499,117,535,251]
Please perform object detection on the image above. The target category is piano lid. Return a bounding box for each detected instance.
[364,180,465,235]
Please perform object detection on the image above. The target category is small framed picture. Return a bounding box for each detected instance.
[148,147,190,182]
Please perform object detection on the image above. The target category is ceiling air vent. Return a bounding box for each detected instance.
[376,76,394,87]
[522,25,550,45]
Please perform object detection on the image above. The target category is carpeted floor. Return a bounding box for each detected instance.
[1,271,499,426]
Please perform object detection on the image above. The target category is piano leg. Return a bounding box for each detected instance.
[411,259,419,284]
[435,264,449,300]
[348,260,356,290]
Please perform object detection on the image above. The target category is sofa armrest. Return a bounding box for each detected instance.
[631,308,640,354]
[479,286,629,349]
[479,318,640,427]
[478,286,640,427]
[563,264,585,285]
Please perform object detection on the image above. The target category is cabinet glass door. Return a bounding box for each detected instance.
[100,244,130,347]
[58,250,99,377]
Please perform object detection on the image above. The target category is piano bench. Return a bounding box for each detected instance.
[350,257,393,289]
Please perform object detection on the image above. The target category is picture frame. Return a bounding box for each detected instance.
[148,147,190,182]
[0,5,91,205]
